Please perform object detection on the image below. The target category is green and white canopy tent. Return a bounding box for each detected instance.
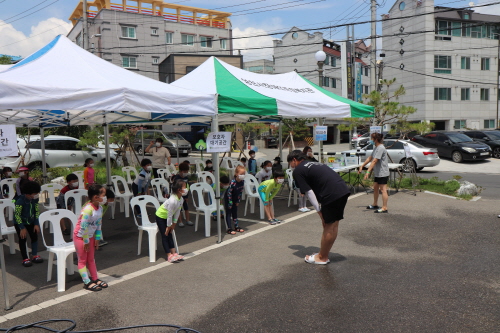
[170,56,373,119]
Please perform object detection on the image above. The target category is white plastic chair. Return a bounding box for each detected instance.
[39,209,78,292]
[64,189,88,215]
[0,179,17,220]
[243,174,265,220]
[150,178,170,203]
[122,166,138,189]
[73,171,84,189]
[156,168,173,182]
[198,171,216,185]
[111,175,133,218]
[40,183,63,211]
[0,200,19,255]
[285,169,298,207]
[256,158,266,171]
[130,195,178,262]
[194,159,205,178]
[191,182,224,237]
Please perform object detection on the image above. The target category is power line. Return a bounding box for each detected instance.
[232,0,326,16]
[0,0,59,27]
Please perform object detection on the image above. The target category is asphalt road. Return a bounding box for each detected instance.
[0,189,498,332]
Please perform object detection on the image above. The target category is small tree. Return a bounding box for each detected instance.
[339,79,434,137]
[281,118,315,142]
[0,55,12,64]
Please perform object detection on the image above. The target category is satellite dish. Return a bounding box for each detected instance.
[469,2,475,6]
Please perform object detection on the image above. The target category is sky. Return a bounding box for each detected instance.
[0,0,497,61]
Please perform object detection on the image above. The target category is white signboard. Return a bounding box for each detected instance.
[0,125,17,157]
[315,126,328,141]
[370,126,382,134]
[207,132,231,153]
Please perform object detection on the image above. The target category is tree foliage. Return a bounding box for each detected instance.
[281,118,315,141]
[338,79,434,137]
[0,55,12,65]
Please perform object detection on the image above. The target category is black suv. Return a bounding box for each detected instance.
[462,130,500,159]
[412,131,491,163]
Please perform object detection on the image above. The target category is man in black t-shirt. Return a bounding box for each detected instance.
[288,150,350,264]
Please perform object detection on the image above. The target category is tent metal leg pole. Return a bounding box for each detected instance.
[0,238,12,311]
[278,120,283,162]
[104,124,112,187]
[212,114,222,244]
[176,137,179,166]
[318,118,323,164]
[40,127,47,184]
[141,129,144,160]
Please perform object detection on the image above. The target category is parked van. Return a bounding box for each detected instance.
[133,130,191,157]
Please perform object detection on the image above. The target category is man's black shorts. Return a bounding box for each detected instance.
[374,176,388,185]
[321,194,350,224]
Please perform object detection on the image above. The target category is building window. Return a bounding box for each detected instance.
[364,67,369,76]
[152,57,159,64]
[151,28,158,35]
[454,120,466,129]
[323,76,329,87]
[331,57,336,67]
[121,26,136,38]
[332,78,336,88]
[480,88,489,101]
[122,56,137,68]
[464,13,470,20]
[200,36,212,48]
[364,85,369,94]
[434,87,451,100]
[481,58,490,70]
[434,55,451,74]
[324,56,329,65]
[436,20,451,35]
[461,57,470,69]
[460,88,470,101]
[166,32,173,44]
[220,39,227,50]
[186,66,198,74]
[484,119,495,128]
[181,34,194,46]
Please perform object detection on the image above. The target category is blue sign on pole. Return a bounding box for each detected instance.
[315,126,328,141]
[355,62,362,102]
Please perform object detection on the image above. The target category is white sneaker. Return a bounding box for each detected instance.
[178,222,185,227]
[298,208,305,212]
[303,208,311,212]
[186,221,194,226]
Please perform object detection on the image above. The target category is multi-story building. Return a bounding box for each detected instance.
[67,0,233,80]
[244,59,274,74]
[382,0,500,130]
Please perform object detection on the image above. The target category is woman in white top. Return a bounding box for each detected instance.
[255,160,273,183]
[146,137,171,179]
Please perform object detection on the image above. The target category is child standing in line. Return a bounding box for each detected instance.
[248,150,257,176]
[74,184,108,292]
[83,158,95,190]
[272,156,283,174]
[15,166,32,198]
[240,157,247,170]
[56,173,80,235]
[172,162,193,227]
[132,159,152,218]
[255,160,273,183]
[223,165,246,235]
[155,179,187,263]
[258,170,285,225]
[204,160,213,173]
[14,181,43,267]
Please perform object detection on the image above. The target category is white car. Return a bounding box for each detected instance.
[0,135,117,170]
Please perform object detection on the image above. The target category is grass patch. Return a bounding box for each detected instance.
[398,176,476,200]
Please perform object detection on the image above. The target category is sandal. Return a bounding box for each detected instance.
[374,209,388,214]
[172,253,184,262]
[83,282,102,292]
[234,227,244,233]
[31,255,44,264]
[92,279,108,288]
[226,229,236,235]
[22,259,32,267]
[268,219,277,225]
[366,205,380,210]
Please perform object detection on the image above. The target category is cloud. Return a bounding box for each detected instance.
[473,1,500,15]
[232,26,277,61]
[0,17,72,58]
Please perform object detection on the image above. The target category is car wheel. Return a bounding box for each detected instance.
[400,158,416,172]
[137,146,143,155]
[493,147,500,159]
[452,151,463,163]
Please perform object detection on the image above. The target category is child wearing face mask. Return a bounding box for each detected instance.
[14,181,43,267]
[172,162,193,227]
[248,150,257,176]
[132,159,153,218]
[15,166,33,198]
[255,160,272,183]
[155,179,187,263]
[83,158,95,190]
[1,167,13,199]
[56,173,80,235]
[258,170,285,225]
[74,184,107,291]
[204,159,213,173]
[223,165,246,234]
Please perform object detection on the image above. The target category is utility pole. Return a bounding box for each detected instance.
[83,0,88,51]
[370,0,377,92]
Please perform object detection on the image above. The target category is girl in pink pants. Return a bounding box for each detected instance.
[74,184,108,292]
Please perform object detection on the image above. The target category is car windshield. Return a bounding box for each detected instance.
[163,133,185,140]
[486,131,500,140]
[448,133,473,143]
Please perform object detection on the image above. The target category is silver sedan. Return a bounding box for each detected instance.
[342,139,440,171]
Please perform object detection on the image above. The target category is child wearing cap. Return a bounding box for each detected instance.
[272,156,283,174]
[15,166,33,199]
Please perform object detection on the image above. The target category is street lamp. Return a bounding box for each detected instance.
[315,50,326,163]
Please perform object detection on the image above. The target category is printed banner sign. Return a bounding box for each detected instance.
[370,126,382,134]
[315,126,328,141]
[207,132,231,153]
[0,125,18,157]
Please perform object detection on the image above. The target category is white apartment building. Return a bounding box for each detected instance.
[67,0,232,80]
[244,59,274,74]
[382,0,500,130]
